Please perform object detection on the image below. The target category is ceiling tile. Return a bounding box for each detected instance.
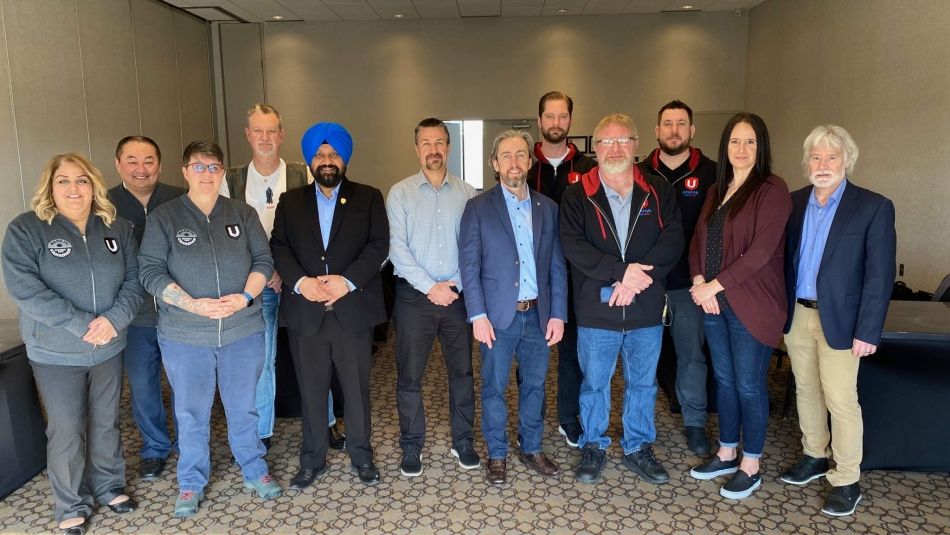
[458,0,501,17]
[412,0,460,18]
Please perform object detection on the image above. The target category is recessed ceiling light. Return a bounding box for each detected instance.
[556,8,569,14]
[271,15,283,20]
[394,13,404,18]
[681,5,694,8]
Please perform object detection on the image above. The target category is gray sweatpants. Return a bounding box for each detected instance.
[30,354,126,523]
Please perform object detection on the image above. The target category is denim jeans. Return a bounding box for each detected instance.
[125,324,176,458]
[255,288,279,439]
[704,308,773,458]
[577,324,663,454]
[480,308,550,459]
[160,331,269,492]
[667,288,708,428]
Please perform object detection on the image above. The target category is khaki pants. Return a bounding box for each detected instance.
[784,303,862,486]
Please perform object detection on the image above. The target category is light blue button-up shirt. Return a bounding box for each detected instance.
[796,179,848,300]
[316,183,341,249]
[601,176,632,257]
[386,171,477,293]
[502,187,538,301]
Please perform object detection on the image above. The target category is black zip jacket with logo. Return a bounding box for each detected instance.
[638,147,717,290]
[559,166,683,331]
[529,142,598,204]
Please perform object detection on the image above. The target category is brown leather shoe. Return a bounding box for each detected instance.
[518,450,560,476]
[485,458,507,485]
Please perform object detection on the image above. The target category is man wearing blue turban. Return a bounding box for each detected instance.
[272,122,390,486]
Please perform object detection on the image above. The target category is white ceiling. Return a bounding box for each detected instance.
[164,0,765,23]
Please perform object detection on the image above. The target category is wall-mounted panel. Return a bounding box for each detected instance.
[77,0,140,186]
[131,0,182,172]
[175,11,214,152]
[4,0,89,188]
[219,23,264,167]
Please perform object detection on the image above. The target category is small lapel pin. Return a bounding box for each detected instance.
[340,198,347,205]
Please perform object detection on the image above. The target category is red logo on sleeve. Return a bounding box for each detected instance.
[684,177,699,191]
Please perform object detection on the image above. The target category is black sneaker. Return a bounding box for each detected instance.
[450,444,480,470]
[575,444,606,484]
[779,455,829,485]
[821,483,862,516]
[690,455,740,480]
[720,470,761,499]
[400,446,423,477]
[621,445,670,484]
[558,422,582,448]
[684,426,710,456]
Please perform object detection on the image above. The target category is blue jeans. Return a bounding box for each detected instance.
[577,325,663,454]
[256,288,335,433]
[667,288,708,428]
[160,332,269,492]
[704,308,773,458]
[255,288,278,439]
[480,308,550,459]
[125,324,175,459]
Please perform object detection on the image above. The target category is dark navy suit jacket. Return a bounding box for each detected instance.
[459,185,568,331]
[784,181,896,349]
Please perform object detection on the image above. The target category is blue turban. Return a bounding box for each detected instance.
[301,122,354,165]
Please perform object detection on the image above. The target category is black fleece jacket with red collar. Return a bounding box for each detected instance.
[637,147,717,290]
[559,166,684,331]
[529,142,598,204]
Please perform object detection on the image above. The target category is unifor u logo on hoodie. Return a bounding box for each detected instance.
[104,237,119,254]
[226,224,241,240]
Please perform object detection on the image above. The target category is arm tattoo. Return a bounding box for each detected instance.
[161,283,204,315]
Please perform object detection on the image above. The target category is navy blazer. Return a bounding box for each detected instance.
[784,181,896,349]
[459,185,568,331]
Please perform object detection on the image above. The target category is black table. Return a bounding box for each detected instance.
[859,301,950,472]
[0,319,47,499]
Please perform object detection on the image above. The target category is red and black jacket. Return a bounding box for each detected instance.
[529,142,598,204]
[637,147,717,290]
[559,166,684,331]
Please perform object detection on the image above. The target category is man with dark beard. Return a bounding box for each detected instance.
[527,91,597,448]
[459,130,567,485]
[637,100,717,456]
[271,122,389,487]
[387,118,479,478]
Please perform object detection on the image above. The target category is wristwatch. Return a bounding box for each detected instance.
[242,291,254,307]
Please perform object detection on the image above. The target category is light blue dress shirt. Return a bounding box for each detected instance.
[503,187,538,301]
[386,171,477,293]
[601,176,633,257]
[796,179,848,300]
[316,183,340,249]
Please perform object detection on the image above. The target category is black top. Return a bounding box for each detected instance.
[704,200,731,310]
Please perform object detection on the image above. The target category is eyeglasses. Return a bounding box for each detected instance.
[186,163,223,173]
[594,137,638,148]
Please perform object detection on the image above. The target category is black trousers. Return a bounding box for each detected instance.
[555,320,582,425]
[289,314,373,469]
[394,278,474,451]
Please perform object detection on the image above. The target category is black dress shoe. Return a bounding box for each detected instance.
[139,457,165,481]
[351,463,380,485]
[108,497,136,514]
[61,519,86,535]
[780,455,829,485]
[821,482,862,516]
[289,466,327,490]
[328,424,346,451]
[684,426,711,456]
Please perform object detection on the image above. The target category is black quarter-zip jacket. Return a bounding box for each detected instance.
[559,166,684,331]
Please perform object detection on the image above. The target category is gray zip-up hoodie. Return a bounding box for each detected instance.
[1,212,144,366]
[108,181,186,327]
[138,194,273,347]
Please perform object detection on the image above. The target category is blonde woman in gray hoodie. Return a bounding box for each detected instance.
[2,153,144,535]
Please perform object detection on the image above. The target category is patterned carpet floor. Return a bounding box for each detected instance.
[1,329,948,534]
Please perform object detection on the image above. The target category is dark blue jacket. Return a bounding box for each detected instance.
[459,185,567,331]
[784,181,896,349]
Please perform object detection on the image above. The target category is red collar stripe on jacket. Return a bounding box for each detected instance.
[581,166,663,240]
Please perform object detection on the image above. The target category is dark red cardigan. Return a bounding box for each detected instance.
[689,174,792,347]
